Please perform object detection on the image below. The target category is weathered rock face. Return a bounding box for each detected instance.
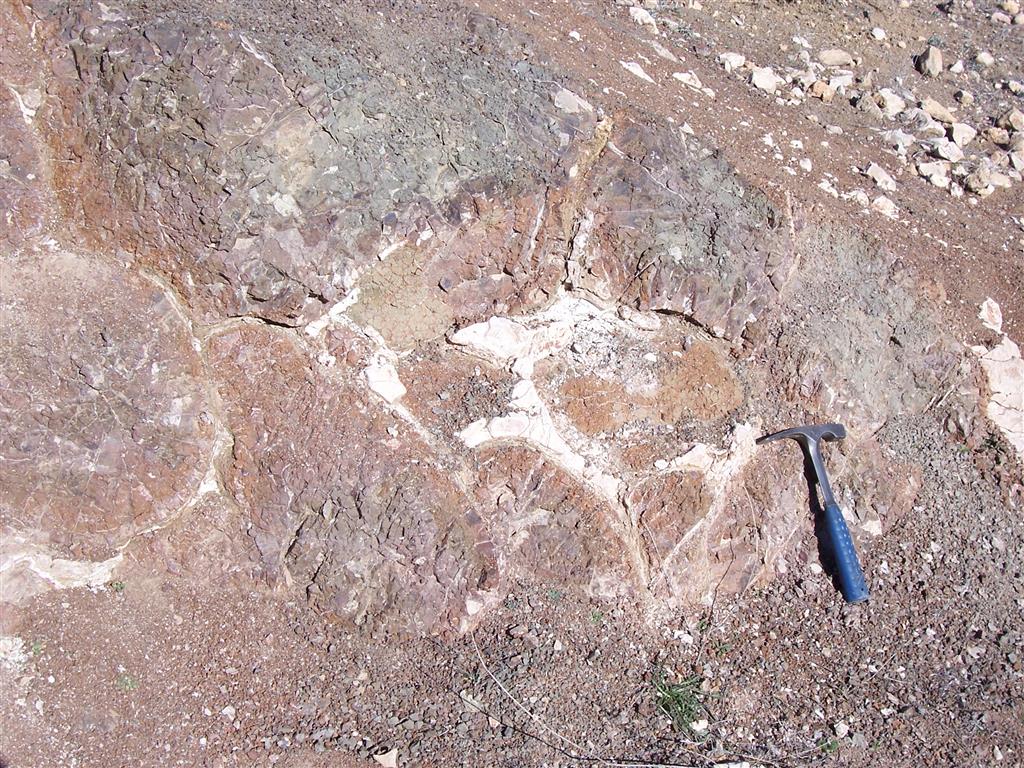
[205,324,499,634]
[120,495,259,589]
[29,0,589,328]
[0,249,214,559]
[472,445,638,598]
[0,246,217,607]
[1,0,974,633]
[769,225,960,432]
[566,124,796,340]
[1,2,52,245]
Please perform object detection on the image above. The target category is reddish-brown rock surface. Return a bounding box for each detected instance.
[3,0,1023,765]
[0,0,988,640]
[1,250,214,563]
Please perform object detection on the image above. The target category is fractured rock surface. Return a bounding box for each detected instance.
[0,0,986,635]
[29,0,587,328]
[566,123,796,340]
[0,249,214,569]
[206,324,498,634]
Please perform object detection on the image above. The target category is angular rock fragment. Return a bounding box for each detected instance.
[856,95,885,121]
[978,338,1024,457]
[629,6,658,32]
[872,195,899,218]
[621,60,657,83]
[984,127,1011,146]
[917,160,952,188]
[882,128,917,154]
[819,49,854,67]
[751,67,784,93]
[925,137,965,162]
[809,80,836,102]
[965,163,1008,196]
[997,108,1024,132]
[364,358,407,404]
[949,123,977,147]
[915,45,943,77]
[903,107,947,138]
[920,97,956,124]
[718,52,746,72]
[865,162,897,191]
[875,88,907,119]
[979,298,1004,334]
[672,70,698,89]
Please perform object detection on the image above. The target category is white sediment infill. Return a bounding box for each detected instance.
[456,377,622,504]
[1,537,123,593]
[364,356,407,403]
[448,297,593,377]
[304,287,362,337]
[451,298,627,503]
[978,336,1024,457]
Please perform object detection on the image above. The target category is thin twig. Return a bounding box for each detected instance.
[470,633,700,768]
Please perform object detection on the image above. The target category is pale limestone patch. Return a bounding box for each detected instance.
[268,191,301,218]
[553,88,593,115]
[718,52,746,73]
[629,6,658,32]
[620,61,656,84]
[1,537,123,601]
[647,40,679,63]
[978,337,1024,457]
[672,71,715,99]
[0,636,29,672]
[364,356,407,403]
[871,195,899,218]
[979,297,1003,334]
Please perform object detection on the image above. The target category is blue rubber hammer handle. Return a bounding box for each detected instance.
[756,424,870,604]
[807,442,870,604]
[822,501,869,603]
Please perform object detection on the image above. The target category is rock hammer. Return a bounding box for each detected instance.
[756,423,870,604]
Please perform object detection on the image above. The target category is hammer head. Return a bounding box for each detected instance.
[756,423,847,449]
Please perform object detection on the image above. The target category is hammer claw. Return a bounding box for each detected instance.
[755,422,847,446]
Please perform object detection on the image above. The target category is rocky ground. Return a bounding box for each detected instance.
[1,0,1022,766]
